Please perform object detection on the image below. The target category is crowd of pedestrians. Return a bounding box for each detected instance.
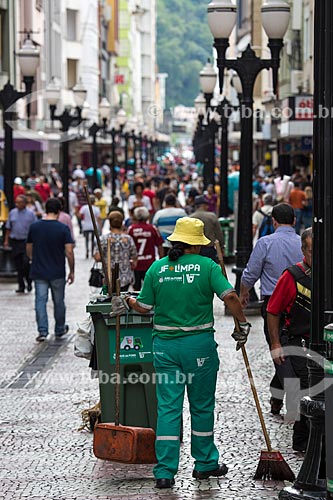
[252,167,313,236]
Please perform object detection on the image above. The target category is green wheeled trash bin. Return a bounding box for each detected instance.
[86,296,157,430]
[219,217,235,262]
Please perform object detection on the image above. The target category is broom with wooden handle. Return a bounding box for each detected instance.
[215,240,295,481]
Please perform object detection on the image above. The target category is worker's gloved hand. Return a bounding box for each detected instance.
[231,321,252,351]
[110,296,129,316]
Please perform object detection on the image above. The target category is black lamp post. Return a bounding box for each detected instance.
[124,132,129,172]
[150,137,157,164]
[138,132,144,168]
[143,134,149,168]
[89,97,111,190]
[46,78,87,213]
[194,93,206,166]
[107,108,127,196]
[199,60,218,190]
[130,129,137,170]
[109,127,117,197]
[207,0,290,296]
[280,1,332,499]
[215,97,235,218]
[0,37,40,210]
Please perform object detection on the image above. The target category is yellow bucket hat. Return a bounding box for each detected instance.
[168,217,210,246]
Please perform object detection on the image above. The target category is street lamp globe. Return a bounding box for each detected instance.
[199,59,217,95]
[99,97,111,121]
[207,0,237,39]
[117,108,127,127]
[194,93,206,115]
[46,77,61,106]
[261,0,290,39]
[82,100,91,120]
[17,38,40,77]
[73,79,87,107]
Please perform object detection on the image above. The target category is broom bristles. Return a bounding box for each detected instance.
[254,450,295,481]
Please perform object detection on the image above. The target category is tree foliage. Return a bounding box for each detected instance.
[157,0,212,108]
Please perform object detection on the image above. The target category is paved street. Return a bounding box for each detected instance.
[0,224,305,500]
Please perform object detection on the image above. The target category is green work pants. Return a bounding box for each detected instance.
[153,332,220,479]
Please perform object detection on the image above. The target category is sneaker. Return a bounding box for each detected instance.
[36,334,47,342]
[192,464,228,480]
[55,325,69,338]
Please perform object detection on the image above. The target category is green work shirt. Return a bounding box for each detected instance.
[136,254,235,338]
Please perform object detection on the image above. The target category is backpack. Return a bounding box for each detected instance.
[258,209,274,238]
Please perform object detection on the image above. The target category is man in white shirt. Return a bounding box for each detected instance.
[79,196,100,258]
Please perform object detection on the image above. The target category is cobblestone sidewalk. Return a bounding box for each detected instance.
[0,227,305,499]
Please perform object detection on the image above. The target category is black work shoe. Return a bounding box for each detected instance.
[55,325,69,338]
[155,478,175,489]
[192,464,228,480]
[36,334,47,342]
[27,283,33,292]
[270,397,283,415]
[293,442,307,453]
[15,288,25,293]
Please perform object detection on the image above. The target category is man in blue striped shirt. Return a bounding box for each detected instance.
[152,193,186,256]
[240,203,303,414]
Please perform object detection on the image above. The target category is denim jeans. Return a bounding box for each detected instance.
[35,278,66,336]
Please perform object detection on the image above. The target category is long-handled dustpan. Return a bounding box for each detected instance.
[93,266,157,464]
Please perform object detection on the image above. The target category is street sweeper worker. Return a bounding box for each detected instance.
[121,217,251,489]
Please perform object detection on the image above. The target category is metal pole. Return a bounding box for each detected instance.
[124,132,129,172]
[0,83,28,210]
[62,139,69,214]
[233,95,255,295]
[322,2,333,498]
[279,1,328,498]
[139,132,143,168]
[92,131,98,190]
[111,129,116,196]
[210,123,216,188]
[4,114,15,209]
[202,126,210,189]
[326,373,333,500]
[220,109,229,217]
[131,131,137,170]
